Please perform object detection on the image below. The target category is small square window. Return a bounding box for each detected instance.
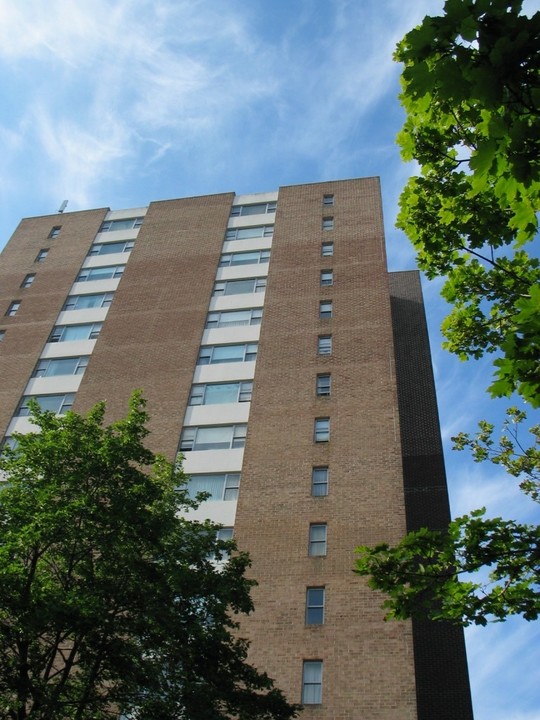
[319,301,332,319]
[21,274,36,289]
[320,270,333,286]
[308,524,327,556]
[35,249,49,262]
[322,217,334,231]
[48,226,61,239]
[5,301,20,317]
[314,418,330,442]
[317,335,332,355]
[302,660,323,704]
[306,587,325,624]
[321,242,333,257]
[323,194,334,206]
[316,374,331,397]
[312,467,328,497]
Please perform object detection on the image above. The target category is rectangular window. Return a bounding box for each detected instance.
[206,308,262,328]
[48,323,102,343]
[32,357,89,378]
[321,242,333,257]
[302,661,323,704]
[309,524,327,556]
[48,226,61,239]
[188,381,252,405]
[63,292,114,311]
[311,467,329,497]
[314,418,330,442]
[21,274,36,288]
[0,330,5,342]
[76,266,125,282]
[35,248,49,262]
[5,301,20,317]
[225,225,273,241]
[197,344,257,365]
[316,374,331,397]
[186,473,240,501]
[306,588,325,625]
[230,202,276,217]
[179,425,247,451]
[219,250,271,266]
[212,278,266,296]
[322,217,334,231]
[99,217,143,232]
[319,301,332,319]
[320,270,333,286]
[16,393,75,417]
[323,194,334,206]
[317,335,332,355]
[88,240,134,256]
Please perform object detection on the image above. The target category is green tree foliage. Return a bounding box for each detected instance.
[355,409,540,625]
[395,0,540,405]
[0,394,299,720]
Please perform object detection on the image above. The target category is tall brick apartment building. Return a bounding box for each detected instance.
[0,177,473,719]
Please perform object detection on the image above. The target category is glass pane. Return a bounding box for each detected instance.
[218,310,251,327]
[193,426,233,450]
[224,279,255,295]
[46,358,79,376]
[74,294,105,309]
[203,383,239,404]
[36,395,64,413]
[63,325,92,341]
[96,242,126,254]
[187,475,225,500]
[212,345,244,363]
[310,525,326,542]
[236,227,263,240]
[240,204,267,215]
[230,252,260,265]
[88,267,116,280]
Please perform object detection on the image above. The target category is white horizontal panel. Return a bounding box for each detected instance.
[183,403,250,427]
[209,292,265,312]
[222,237,272,254]
[6,417,41,435]
[202,325,260,345]
[192,362,256,384]
[24,375,83,396]
[69,278,121,295]
[40,340,97,359]
[180,501,237,526]
[181,448,244,474]
[215,264,268,281]
[232,190,278,206]
[227,215,275,228]
[81,253,131,269]
[56,308,109,325]
[93,228,141,242]
[104,207,147,221]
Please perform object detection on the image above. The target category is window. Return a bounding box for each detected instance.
[99,217,143,232]
[206,308,262,328]
[0,330,5,342]
[48,226,61,239]
[63,292,114,310]
[217,527,234,542]
[5,301,20,317]
[321,242,333,257]
[309,524,327,556]
[302,661,323,704]
[317,335,332,355]
[32,356,89,378]
[20,274,36,289]
[230,202,276,217]
[316,374,331,397]
[306,588,325,624]
[76,266,125,282]
[48,323,102,343]
[212,278,266,296]
[225,226,273,241]
[219,250,271,266]
[197,344,257,364]
[189,381,253,405]
[311,467,329,496]
[314,418,330,442]
[179,425,247,451]
[186,473,240,501]
[35,248,49,262]
[319,301,332,319]
[320,270,333,286]
[323,194,334,206]
[88,240,134,256]
[322,217,334,231]
[16,393,75,417]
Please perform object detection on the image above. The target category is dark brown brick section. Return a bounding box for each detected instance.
[0,209,109,436]
[389,270,474,720]
[74,194,234,459]
[235,179,418,718]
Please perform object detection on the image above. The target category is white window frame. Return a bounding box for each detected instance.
[35,249,49,263]
[314,418,330,442]
[63,293,114,311]
[320,270,333,286]
[319,301,332,319]
[188,381,253,405]
[225,225,274,241]
[322,217,334,231]
[88,240,134,256]
[230,202,276,217]
[48,323,102,343]
[99,217,143,232]
[302,660,323,704]
[5,301,20,317]
[197,344,258,365]
[321,242,333,257]
[179,425,247,451]
[186,473,240,501]
[308,524,327,556]
[305,587,325,625]
[32,357,89,378]
[316,374,331,397]
[206,308,263,329]
[317,335,332,355]
[219,250,271,266]
[16,393,75,417]
[212,278,266,296]
[21,274,35,288]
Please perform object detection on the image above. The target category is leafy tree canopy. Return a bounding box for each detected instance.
[0,394,299,720]
[395,0,540,405]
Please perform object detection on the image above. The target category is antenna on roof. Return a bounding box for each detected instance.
[58,200,68,214]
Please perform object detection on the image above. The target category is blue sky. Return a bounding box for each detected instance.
[0,1,539,717]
